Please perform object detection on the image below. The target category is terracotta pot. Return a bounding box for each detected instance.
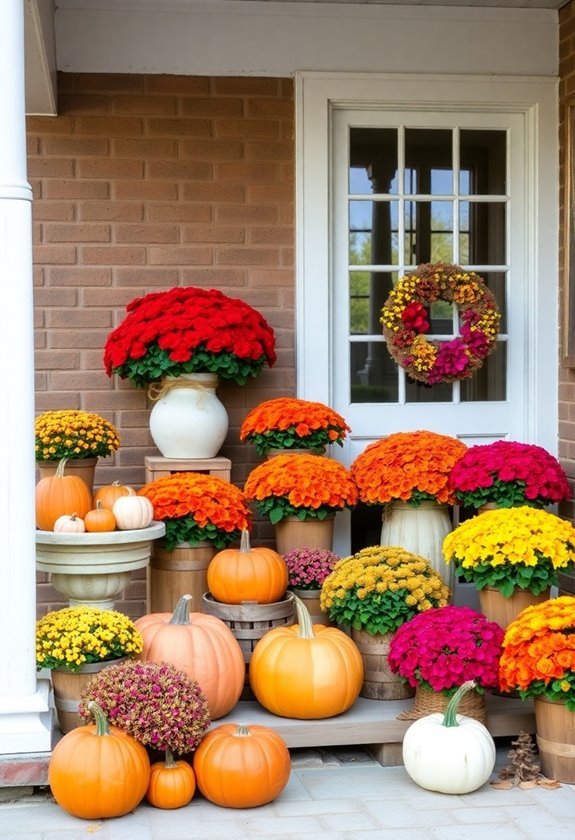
[478,585,550,629]
[37,457,98,495]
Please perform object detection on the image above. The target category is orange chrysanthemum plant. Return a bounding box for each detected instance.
[350,430,467,507]
[239,397,351,456]
[243,454,358,524]
[139,473,251,550]
[499,596,575,711]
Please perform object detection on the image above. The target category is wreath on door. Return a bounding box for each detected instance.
[380,262,501,386]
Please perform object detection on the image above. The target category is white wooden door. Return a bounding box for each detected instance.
[296,73,559,563]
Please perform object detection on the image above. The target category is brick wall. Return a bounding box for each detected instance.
[28,73,296,617]
[559,5,575,521]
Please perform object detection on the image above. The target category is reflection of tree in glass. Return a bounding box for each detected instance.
[349,213,457,335]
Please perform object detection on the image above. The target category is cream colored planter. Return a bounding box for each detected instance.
[35,523,165,609]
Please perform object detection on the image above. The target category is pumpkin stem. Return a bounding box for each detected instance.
[239,529,251,553]
[56,458,69,478]
[234,723,251,737]
[87,701,111,736]
[293,594,315,639]
[164,747,177,767]
[443,680,477,728]
[169,594,192,625]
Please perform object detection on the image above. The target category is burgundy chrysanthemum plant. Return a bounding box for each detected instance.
[388,605,504,696]
[449,440,571,509]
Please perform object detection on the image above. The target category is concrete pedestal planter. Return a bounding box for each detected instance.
[35,522,165,609]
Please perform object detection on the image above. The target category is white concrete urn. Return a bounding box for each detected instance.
[35,522,166,609]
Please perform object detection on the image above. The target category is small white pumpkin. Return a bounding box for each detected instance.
[112,494,154,530]
[53,512,86,533]
[402,680,496,794]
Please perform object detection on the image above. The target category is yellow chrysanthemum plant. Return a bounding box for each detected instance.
[35,409,120,462]
[443,506,575,598]
[319,545,450,636]
[36,606,143,673]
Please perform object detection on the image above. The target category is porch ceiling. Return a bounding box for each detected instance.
[219,0,569,7]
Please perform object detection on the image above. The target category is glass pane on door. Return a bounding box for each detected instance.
[346,126,508,406]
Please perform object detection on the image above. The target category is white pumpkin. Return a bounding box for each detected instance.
[112,495,154,530]
[402,680,496,794]
[53,513,86,533]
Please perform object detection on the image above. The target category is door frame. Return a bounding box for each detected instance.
[295,71,559,458]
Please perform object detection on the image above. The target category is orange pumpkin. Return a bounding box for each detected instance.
[93,481,135,511]
[85,500,117,533]
[146,748,196,809]
[193,723,291,808]
[48,701,150,819]
[36,458,93,531]
[207,529,288,604]
[135,594,245,720]
[249,595,364,719]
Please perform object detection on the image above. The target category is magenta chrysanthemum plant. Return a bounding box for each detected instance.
[283,547,340,590]
[449,440,571,509]
[79,660,210,754]
[388,605,504,696]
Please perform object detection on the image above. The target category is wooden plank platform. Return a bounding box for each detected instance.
[217,695,535,767]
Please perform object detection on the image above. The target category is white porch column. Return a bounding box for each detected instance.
[0,0,52,753]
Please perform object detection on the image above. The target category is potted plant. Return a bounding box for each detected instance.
[283,547,340,625]
[448,440,571,510]
[499,595,575,783]
[139,472,251,613]
[35,409,121,492]
[243,453,358,555]
[319,545,449,699]
[79,659,211,758]
[103,286,277,458]
[443,506,575,627]
[388,604,504,722]
[36,605,143,733]
[350,430,467,587]
[239,397,351,456]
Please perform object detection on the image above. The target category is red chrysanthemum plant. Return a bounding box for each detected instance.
[103,286,276,388]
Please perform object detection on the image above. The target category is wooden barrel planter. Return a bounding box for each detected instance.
[202,592,296,699]
[350,628,415,701]
[150,542,216,613]
[534,697,575,784]
[289,588,331,626]
[51,658,126,733]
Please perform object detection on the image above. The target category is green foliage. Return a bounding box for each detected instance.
[455,557,561,597]
[114,344,266,388]
[163,518,241,551]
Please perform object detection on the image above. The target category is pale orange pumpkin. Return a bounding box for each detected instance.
[93,481,135,511]
[193,723,291,808]
[84,501,117,533]
[249,595,364,719]
[207,529,288,604]
[36,458,93,531]
[135,594,245,720]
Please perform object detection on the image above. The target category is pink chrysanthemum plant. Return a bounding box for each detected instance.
[79,660,210,756]
[449,440,571,509]
[388,605,504,696]
[283,547,340,591]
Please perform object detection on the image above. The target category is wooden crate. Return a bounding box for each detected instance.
[144,455,231,484]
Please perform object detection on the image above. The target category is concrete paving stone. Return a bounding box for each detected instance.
[342,830,434,840]
[362,801,459,829]
[241,812,328,835]
[271,797,365,818]
[317,810,384,832]
[429,823,529,840]
[294,766,413,800]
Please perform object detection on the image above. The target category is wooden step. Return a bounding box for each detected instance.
[216,694,535,767]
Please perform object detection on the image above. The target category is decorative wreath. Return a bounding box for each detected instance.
[380,262,501,385]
